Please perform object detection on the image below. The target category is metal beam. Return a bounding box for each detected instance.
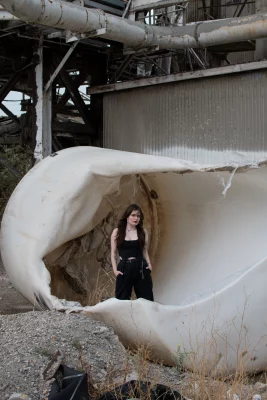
[56,62,95,134]
[3,0,267,50]
[110,54,134,83]
[0,103,21,127]
[43,84,52,157]
[0,58,31,104]
[33,44,44,162]
[233,0,248,17]
[87,60,267,94]
[44,41,79,92]
[131,0,186,12]
[53,120,96,135]
[84,0,123,16]
[122,0,132,18]
[33,40,52,162]
[54,71,87,115]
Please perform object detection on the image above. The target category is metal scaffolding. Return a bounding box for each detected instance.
[0,0,266,160]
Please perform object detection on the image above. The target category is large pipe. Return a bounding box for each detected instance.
[1,0,267,49]
[0,6,18,20]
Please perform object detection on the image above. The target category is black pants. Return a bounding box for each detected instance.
[115,259,154,301]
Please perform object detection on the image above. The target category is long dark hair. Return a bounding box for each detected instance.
[116,204,145,249]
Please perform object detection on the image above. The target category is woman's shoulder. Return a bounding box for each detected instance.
[111,228,118,236]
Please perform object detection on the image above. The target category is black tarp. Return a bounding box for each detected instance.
[48,365,186,400]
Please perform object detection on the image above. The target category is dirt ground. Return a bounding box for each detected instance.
[0,256,33,315]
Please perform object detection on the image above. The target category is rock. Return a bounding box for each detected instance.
[252,395,262,400]
[125,371,139,381]
[93,326,109,334]
[227,389,239,400]
[254,383,267,393]
[8,394,32,400]
[194,382,199,393]
[0,312,131,400]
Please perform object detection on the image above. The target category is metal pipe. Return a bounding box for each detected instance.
[1,0,267,49]
[0,9,18,20]
[0,31,16,38]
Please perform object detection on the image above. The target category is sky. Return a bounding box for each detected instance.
[0,87,89,118]
[0,91,24,117]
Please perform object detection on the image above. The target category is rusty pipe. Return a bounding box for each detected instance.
[1,0,267,49]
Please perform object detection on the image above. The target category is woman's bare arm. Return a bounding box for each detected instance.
[143,229,152,271]
[111,228,123,276]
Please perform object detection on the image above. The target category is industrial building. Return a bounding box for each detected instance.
[1,0,267,163]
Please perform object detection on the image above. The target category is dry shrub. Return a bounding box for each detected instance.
[0,145,32,220]
[177,298,265,400]
[77,341,169,400]
[86,270,115,306]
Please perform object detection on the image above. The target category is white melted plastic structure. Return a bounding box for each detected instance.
[1,147,267,374]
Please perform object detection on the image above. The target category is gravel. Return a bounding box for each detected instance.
[0,257,182,400]
[0,256,32,315]
[0,311,131,399]
[1,257,267,400]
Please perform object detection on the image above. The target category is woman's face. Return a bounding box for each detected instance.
[127,210,141,226]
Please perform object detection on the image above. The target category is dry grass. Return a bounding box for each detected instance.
[86,270,115,306]
[51,276,267,400]
[78,342,177,400]
[70,327,267,400]
[173,298,267,400]
[78,294,267,400]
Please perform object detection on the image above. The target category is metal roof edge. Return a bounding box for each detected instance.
[87,60,267,94]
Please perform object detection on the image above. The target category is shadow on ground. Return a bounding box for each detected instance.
[0,257,33,315]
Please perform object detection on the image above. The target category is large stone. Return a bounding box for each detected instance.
[8,394,32,400]
[254,383,267,394]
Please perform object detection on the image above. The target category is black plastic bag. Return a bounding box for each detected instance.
[48,365,89,400]
[48,365,185,400]
[99,380,186,400]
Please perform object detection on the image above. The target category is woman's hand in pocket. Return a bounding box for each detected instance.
[115,270,123,277]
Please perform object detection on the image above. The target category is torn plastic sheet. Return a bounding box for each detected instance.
[1,147,267,374]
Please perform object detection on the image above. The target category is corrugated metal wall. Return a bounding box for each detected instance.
[103,70,267,164]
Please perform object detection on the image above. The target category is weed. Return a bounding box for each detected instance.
[72,340,81,350]
[0,145,32,220]
[34,348,52,358]
[173,345,191,377]
[86,270,115,306]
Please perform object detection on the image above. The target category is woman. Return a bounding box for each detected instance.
[111,204,154,301]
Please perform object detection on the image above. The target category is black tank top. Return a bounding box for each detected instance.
[118,240,143,260]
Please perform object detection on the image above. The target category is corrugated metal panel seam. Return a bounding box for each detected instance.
[103,70,267,164]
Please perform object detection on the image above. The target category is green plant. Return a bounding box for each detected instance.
[173,344,190,377]
[72,340,81,350]
[34,348,52,358]
[0,145,32,220]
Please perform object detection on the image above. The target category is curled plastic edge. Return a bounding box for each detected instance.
[1,146,267,374]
